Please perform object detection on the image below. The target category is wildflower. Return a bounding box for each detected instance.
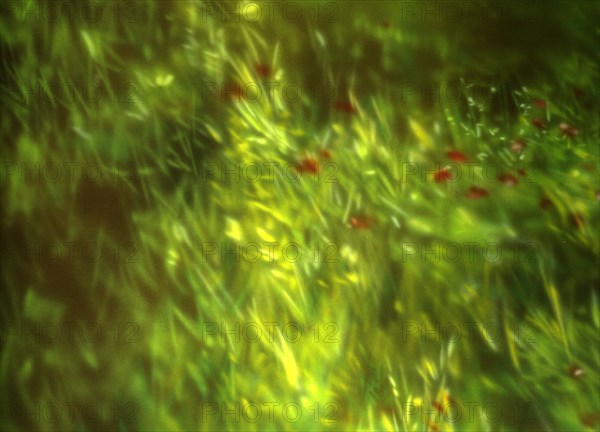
[334,101,357,114]
[447,150,468,163]
[299,158,319,174]
[434,169,452,183]
[254,63,271,78]
[510,139,527,153]
[350,215,375,229]
[498,173,518,186]
[467,186,489,199]
[559,122,579,138]
[320,149,332,160]
[532,118,546,129]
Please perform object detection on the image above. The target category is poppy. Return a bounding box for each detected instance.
[254,63,271,78]
[467,186,489,199]
[531,118,546,129]
[320,149,332,160]
[539,197,553,210]
[447,150,468,163]
[533,99,546,108]
[334,101,358,114]
[510,139,526,153]
[299,157,319,174]
[559,122,579,138]
[350,216,375,229]
[498,173,518,186]
[434,169,452,183]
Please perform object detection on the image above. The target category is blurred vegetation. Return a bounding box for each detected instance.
[1,0,599,431]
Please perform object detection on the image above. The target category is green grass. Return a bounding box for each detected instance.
[1,1,599,431]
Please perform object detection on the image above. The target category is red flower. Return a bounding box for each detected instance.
[350,216,375,229]
[559,122,579,138]
[539,197,553,210]
[254,63,271,78]
[467,186,489,199]
[533,99,546,108]
[532,118,546,129]
[517,169,526,177]
[319,149,332,160]
[434,169,452,183]
[299,158,319,174]
[334,101,357,114]
[447,150,468,163]
[510,139,526,153]
[498,173,518,186]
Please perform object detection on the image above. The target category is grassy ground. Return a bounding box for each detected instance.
[1,1,599,431]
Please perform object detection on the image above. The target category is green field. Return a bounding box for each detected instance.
[1,1,599,431]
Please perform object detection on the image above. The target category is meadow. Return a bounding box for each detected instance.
[1,1,599,431]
